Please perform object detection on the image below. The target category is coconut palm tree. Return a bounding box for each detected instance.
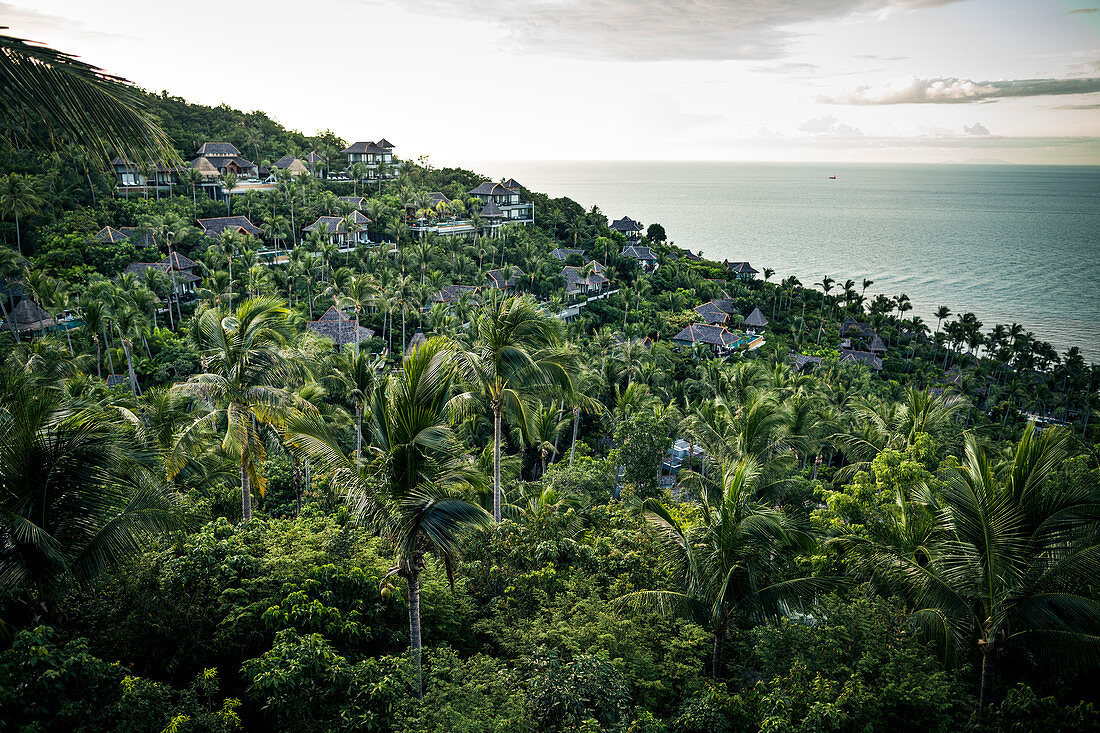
[835,426,1100,714]
[0,365,186,608]
[0,173,43,255]
[455,294,575,522]
[618,457,828,678]
[222,171,238,215]
[328,348,382,462]
[0,246,24,339]
[174,297,295,520]
[0,32,175,164]
[286,337,491,697]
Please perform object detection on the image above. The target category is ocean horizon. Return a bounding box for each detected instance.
[465,160,1100,362]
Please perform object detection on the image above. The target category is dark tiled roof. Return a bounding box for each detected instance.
[550,248,587,261]
[480,201,504,218]
[91,226,129,243]
[303,215,358,233]
[10,298,55,332]
[841,316,874,338]
[561,266,610,291]
[469,181,512,196]
[106,374,128,387]
[869,334,887,353]
[501,178,522,190]
[726,261,758,275]
[486,267,524,288]
[744,307,768,328]
[123,262,169,276]
[790,353,823,370]
[196,142,243,157]
[694,302,729,325]
[306,150,325,163]
[610,216,643,233]
[840,348,883,371]
[339,196,366,208]
[162,252,200,271]
[621,245,657,261]
[433,285,480,303]
[672,323,739,347]
[375,138,395,150]
[340,141,384,154]
[712,298,737,314]
[350,211,371,225]
[405,330,427,356]
[197,216,262,237]
[307,307,374,346]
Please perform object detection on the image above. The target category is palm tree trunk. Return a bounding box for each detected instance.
[120,337,138,398]
[355,404,363,461]
[14,208,20,255]
[978,649,995,716]
[407,570,423,699]
[292,456,303,518]
[104,328,115,375]
[493,403,503,522]
[569,407,580,465]
[711,632,724,679]
[241,455,253,521]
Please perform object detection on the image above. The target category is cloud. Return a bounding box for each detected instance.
[0,2,129,44]
[821,76,1100,104]
[1068,7,1098,13]
[400,0,962,61]
[753,62,821,75]
[799,116,864,136]
[1053,103,1100,110]
[963,122,991,136]
[855,54,907,60]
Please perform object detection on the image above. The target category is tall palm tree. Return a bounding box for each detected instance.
[455,294,575,522]
[328,348,382,462]
[836,426,1100,714]
[174,297,295,520]
[222,171,238,215]
[619,458,827,678]
[287,337,491,697]
[0,246,24,339]
[0,174,43,255]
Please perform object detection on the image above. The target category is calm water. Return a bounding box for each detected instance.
[470,161,1100,362]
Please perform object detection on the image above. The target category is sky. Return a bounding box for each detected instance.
[4,0,1099,164]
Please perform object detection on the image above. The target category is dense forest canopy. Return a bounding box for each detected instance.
[0,69,1098,733]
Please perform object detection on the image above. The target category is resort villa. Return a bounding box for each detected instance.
[468,180,535,230]
[408,192,477,237]
[197,216,263,238]
[561,262,611,299]
[339,140,397,180]
[621,245,658,271]
[306,306,375,352]
[724,261,759,281]
[302,215,371,247]
[610,215,644,241]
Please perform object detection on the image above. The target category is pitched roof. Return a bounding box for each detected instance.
[188,156,221,177]
[550,248,587,261]
[375,138,395,150]
[197,216,262,237]
[621,245,657,261]
[869,334,887,352]
[91,226,129,243]
[105,374,128,387]
[469,181,514,196]
[790,353,823,370]
[272,156,309,174]
[480,200,504,218]
[561,266,610,292]
[305,150,325,163]
[123,262,169,276]
[339,196,366,208]
[162,252,200,271]
[610,216,644,233]
[744,307,768,328]
[196,142,243,157]
[350,210,371,225]
[405,329,427,356]
[712,298,737,314]
[486,267,524,288]
[340,141,384,154]
[726,261,758,275]
[303,215,358,234]
[432,285,480,303]
[501,178,522,190]
[672,323,740,347]
[306,307,374,346]
[839,348,883,371]
[9,298,55,332]
[694,302,730,325]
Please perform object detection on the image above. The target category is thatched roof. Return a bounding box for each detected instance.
[10,298,56,332]
[306,307,374,347]
[744,307,768,328]
[405,330,427,356]
[672,323,739,347]
[189,156,221,177]
[610,216,643,233]
[694,302,729,325]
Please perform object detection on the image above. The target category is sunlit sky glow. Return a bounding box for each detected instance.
[5,0,1099,164]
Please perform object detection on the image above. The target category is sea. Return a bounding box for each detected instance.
[468,161,1100,362]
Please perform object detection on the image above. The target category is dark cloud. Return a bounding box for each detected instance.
[402,0,962,61]
[963,122,991,136]
[799,116,864,136]
[821,76,1100,104]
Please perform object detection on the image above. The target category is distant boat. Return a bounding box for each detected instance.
[828,175,837,179]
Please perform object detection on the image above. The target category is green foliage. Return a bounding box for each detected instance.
[610,408,671,497]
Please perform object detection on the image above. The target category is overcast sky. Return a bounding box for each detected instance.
[5,0,1099,163]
